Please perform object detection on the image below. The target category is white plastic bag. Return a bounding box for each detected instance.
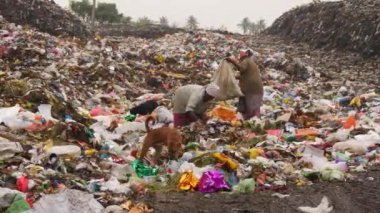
[26,189,104,213]
[178,162,213,179]
[38,104,54,121]
[211,60,243,100]
[0,140,24,160]
[302,146,346,171]
[154,106,173,124]
[47,145,81,158]
[115,121,146,134]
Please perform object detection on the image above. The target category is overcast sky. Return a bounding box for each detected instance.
[55,0,329,32]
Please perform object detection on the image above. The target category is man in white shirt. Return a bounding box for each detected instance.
[172,83,219,127]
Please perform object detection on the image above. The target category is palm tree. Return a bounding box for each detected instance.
[238,17,251,34]
[159,16,169,27]
[248,22,258,35]
[256,19,266,33]
[186,15,199,31]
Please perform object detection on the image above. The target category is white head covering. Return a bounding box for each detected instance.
[205,83,220,97]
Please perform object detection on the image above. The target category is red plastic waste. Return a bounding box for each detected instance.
[343,116,356,129]
[17,175,29,193]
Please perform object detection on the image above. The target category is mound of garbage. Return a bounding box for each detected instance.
[0,0,91,39]
[1,9,380,212]
[97,23,184,39]
[267,0,380,57]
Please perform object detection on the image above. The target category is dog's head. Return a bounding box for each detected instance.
[169,140,184,160]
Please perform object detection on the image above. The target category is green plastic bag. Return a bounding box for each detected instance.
[5,194,30,213]
[123,114,136,122]
[232,178,255,193]
[185,142,200,150]
[132,160,159,178]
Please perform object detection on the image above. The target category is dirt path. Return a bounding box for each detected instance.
[138,166,380,213]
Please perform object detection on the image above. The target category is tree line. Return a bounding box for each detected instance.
[238,18,266,35]
[69,0,265,33]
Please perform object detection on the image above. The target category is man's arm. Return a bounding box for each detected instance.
[225,58,241,71]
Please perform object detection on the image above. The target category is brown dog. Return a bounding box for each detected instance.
[139,116,183,165]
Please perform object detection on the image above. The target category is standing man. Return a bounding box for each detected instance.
[227,50,263,119]
[172,83,219,127]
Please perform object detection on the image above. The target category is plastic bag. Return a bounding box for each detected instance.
[208,105,239,122]
[232,178,255,193]
[4,194,31,213]
[178,171,199,191]
[343,116,356,129]
[248,148,265,159]
[0,105,32,130]
[100,177,130,194]
[131,160,159,178]
[16,176,28,193]
[37,104,54,121]
[212,153,239,171]
[302,146,346,171]
[321,168,345,181]
[47,145,81,158]
[154,106,173,124]
[211,60,243,100]
[115,122,146,134]
[25,189,104,213]
[0,141,24,161]
[198,170,230,193]
[0,187,26,209]
[333,131,380,155]
[178,162,213,179]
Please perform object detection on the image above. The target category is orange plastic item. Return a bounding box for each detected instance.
[208,105,238,122]
[178,171,199,191]
[343,116,356,129]
[295,128,319,137]
[256,173,266,185]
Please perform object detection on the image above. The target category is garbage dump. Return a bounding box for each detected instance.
[267,0,380,57]
[0,0,91,39]
[96,23,184,39]
[0,2,380,212]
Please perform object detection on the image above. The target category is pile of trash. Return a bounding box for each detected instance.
[267,0,380,57]
[1,11,380,212]
[97,23,184,39]
[0,0,91,39]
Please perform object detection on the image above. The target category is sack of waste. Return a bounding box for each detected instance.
[211,60,243,100]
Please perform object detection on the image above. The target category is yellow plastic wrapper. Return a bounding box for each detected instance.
[212,153,239,171]
[95,32,102,41]
[84,149,97,157]
[231,120,242,127]
[248,148,264,159]
[178,171,199,191]
[349,97,362,108]
[154,53,165,64]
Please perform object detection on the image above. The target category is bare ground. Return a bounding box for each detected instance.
[137,165,380,213]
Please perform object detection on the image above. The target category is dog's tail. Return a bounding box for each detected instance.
[145,115,155,132]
